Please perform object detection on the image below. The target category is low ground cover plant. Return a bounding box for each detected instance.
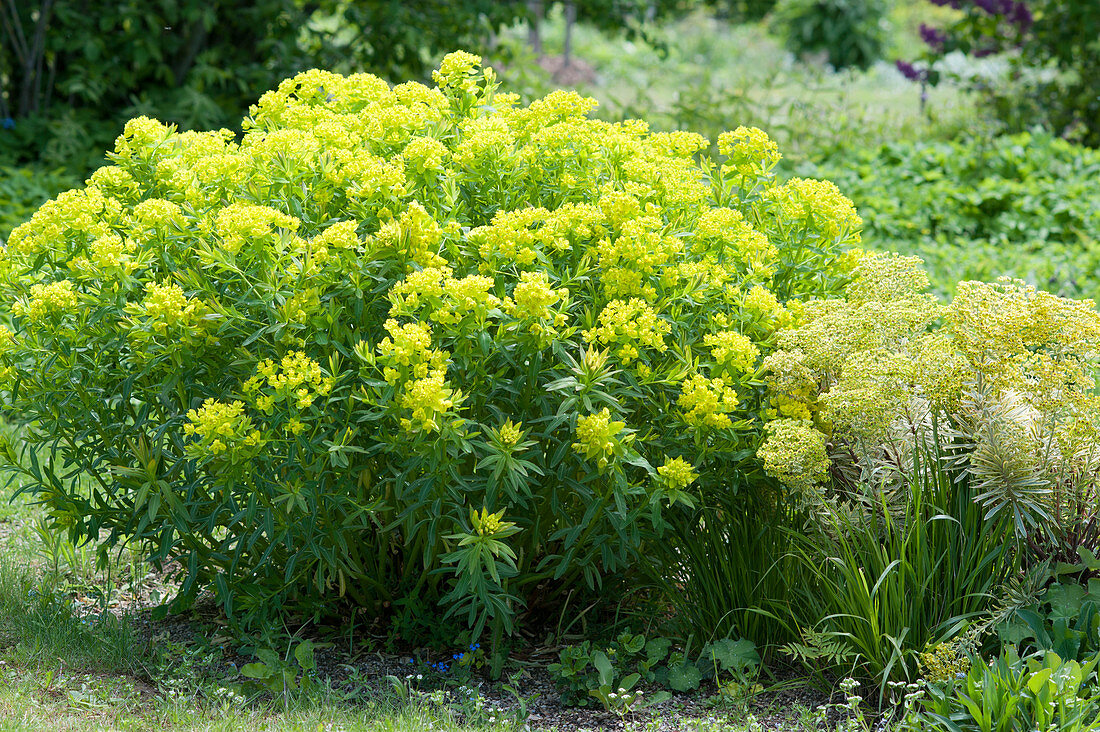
[801,131,1100,299]
[0,53,864,647]
[907,648,1100,732]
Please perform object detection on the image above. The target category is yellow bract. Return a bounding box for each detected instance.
[13,280,80,322]
[657,456,698,491]
[573,408,629,470]
[184,399,263,463]
[678,374,740,429]
[584,298,670,364]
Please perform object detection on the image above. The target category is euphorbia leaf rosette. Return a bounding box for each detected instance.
[0,52,861,635]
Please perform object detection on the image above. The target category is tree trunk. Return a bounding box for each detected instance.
[526,0,543,56]
[563,1,576,66]
[13,0,54,117]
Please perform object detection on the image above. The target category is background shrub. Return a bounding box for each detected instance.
[0,54,862,641]
[770,0,891,70]
[907,1,1100,148]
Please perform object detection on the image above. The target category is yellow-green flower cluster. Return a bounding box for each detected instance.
[12,280,80,323]
[754,253,946,489]
[139,281,210,335]
[846,251,931,305]
[0,326,15,384]
[389,266,502,326]
[821,350,914,442]
[776,253,942,377]
[375,319,457,433]
[657,456,698,491]
[584,298,670,363]
[113,116,174,159]
[718,126,781,179]
[454,117,515,168]
[757,419,830,499]
[761,349,818,421]
[89,233,137,272]
[919,641,971,684]
[184,399,262,461]
[370,202,447,270]
[499,419,523,447]
[132,198,184,232]
[912,332,970,411]
[763,178,863,244]
[508,271,563,321]
[431,50,483,89]
[949,278,1100,416]
[678,374,740,429]
[399,372,458,433]
[597,216,684,300]
[312,221,360,250]
[470,507,514,537]
[244,351,334,414]
[743,285,789,326]
[7,187,120,257]
[692,207,776,276]
[704,330,760,375]
[330,151,408,200]
[573,408,629,469]
[376,320,445,379]
[403,136,449,175]
[469,208,549,268]
[216,203,300,256]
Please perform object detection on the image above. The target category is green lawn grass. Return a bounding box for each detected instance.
[0,515,526,732]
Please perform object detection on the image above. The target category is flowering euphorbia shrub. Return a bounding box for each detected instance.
[0,52,861,635]
[760,252,1100,534]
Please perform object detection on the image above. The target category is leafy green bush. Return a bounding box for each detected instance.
[0,166,78,243]
[770,0,890,70]
[0,0,321,172]
[907,649,1100,732]
[801,131,1100,299]
[0,53,862,640]
[999,576,1100,663]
